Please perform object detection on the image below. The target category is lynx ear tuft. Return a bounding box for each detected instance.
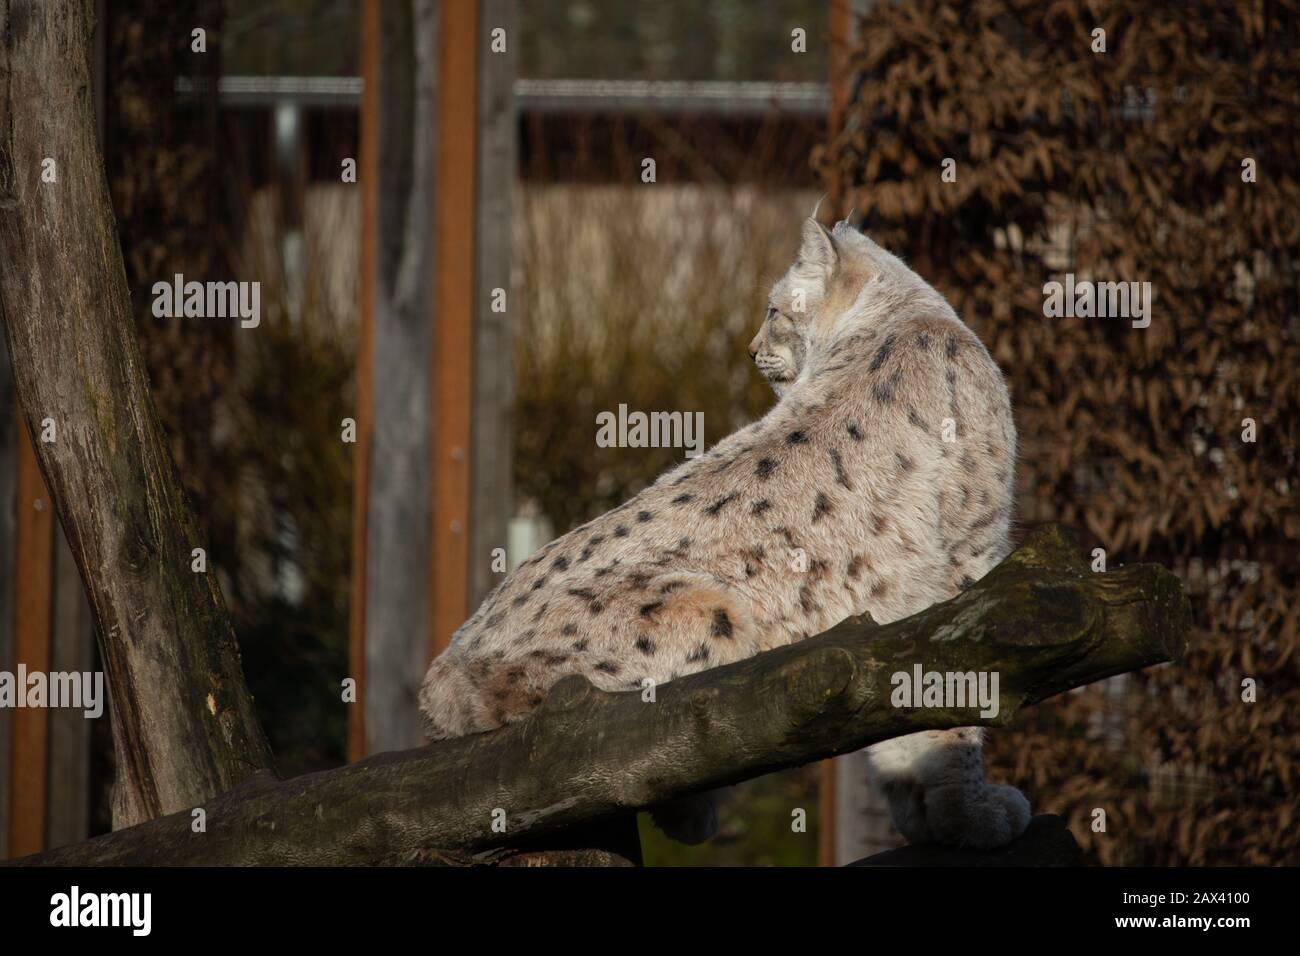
[798,217,838,275]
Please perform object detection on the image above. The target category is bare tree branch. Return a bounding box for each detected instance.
[12,525,1189,866]
[0,0,274,827]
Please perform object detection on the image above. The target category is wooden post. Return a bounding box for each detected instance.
[468,0,516,612]
[0,341,14,858]
[348,0,381,764]
[351,0,440,756]
[9,422,54,857]
[45,532,94,848]
[429,0,479,658]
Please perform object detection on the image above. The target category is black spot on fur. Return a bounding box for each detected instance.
[660,580,686,594]
[672,493,693,505]
[906,404,928,431]
[946,336,961,359]
[487,611,505,627]
[686,644,710,663]
[812,492,832,522]
[829,448,852,489]
[568,587,595,601]
[869,334,896,371]
[594,661,620,675]
[847,554,865,579]
[552,556,569,571]
[614,524,629,537]
[529,650,570,667]
[512,595,528,607]
[531,576,549,591]
[917,332,931,351]
[756,457,777,479]
[896,452,914,473]
[799,582,820,614]
[751,499,772,516]
[705,493,739,516]
[572,638,589,652]
[627,571,651,589]
[874,369,902,405]
[786,430,809,445]
[710,609,734,639]
[634,635,656,655]
[638,510,653,523]
[960,575,976,591]
[561,623,578,636]
[847,422,863,441]
[639,600,664,619]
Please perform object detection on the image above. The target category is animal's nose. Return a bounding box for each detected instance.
[748,337,759,359]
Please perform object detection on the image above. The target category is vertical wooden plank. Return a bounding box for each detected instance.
[45,531,93,848]
[429,0,479,658]
[825,0,853,223]
[9,420,54,857]
[467,0,516,612]
[347,0,381,764]
[0,338,14,858]
[356,0,438,755]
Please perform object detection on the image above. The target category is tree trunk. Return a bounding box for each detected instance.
[0,0,273,828]
[10,525,1189,866]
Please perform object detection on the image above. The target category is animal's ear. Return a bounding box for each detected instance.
[798,217,838,276]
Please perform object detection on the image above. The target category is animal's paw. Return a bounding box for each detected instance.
[650,792,720,845]
[925,782,1031,850]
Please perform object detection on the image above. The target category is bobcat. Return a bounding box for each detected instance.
[419,217,1031,849]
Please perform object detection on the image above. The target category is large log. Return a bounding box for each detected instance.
[12,525,1189,866]
[0,0,274,827]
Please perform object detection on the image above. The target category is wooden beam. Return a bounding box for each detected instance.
[45,532,94,848]
[9,421,54,857]
[429,0,479,658]
[825,0,854,223]
[348,0,381,764]
[0,342,15,858]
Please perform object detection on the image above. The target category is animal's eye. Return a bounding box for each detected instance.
[764,307,777,323]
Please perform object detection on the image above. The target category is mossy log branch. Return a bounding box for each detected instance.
[0,0,275,826]
[14,525,1189,866]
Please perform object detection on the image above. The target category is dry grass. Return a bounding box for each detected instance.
[515,182,817,531]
